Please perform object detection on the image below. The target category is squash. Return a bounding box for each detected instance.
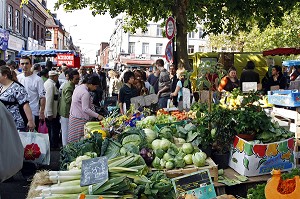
[265,170,300,199]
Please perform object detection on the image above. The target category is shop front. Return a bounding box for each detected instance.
[0,28,9,60]
[7,33,25,61]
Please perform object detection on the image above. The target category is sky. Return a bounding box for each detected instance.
[47,1,117,62]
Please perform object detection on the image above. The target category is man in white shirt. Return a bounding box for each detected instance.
[17,56,46,130]
[44,71,60,149]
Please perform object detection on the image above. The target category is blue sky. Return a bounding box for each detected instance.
[48,1,117,62]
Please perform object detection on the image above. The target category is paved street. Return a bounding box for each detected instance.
[0,150,60,199]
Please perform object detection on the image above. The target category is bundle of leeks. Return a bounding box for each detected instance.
[33,154,149,199]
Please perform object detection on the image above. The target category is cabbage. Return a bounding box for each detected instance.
[184,123,197,132]
[152,139,162,150]
[152,157,162,169]
[144,128,158,143]
[160,159,167,168]
[183,154,193,165]
[165,161,175,170]
[122,134,141,146]
[174,137,186,147]
[143,116,156,123]
[174,156,186,168]
[192,152,207,167]
[182,143,194,154]
[154,149,165,159]
[163,153,173,161]
[160,139,171,151]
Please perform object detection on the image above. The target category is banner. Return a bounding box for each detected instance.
[0,28,9,51]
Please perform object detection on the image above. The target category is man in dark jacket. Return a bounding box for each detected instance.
[240,61,260,91]
[169,64,178,107]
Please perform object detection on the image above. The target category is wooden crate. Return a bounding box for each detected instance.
[155,157,218,182]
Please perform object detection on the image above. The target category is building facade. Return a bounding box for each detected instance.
[0,0,49,61]
[108,17,211,69]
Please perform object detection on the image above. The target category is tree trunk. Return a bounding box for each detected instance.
[174,0,191,70]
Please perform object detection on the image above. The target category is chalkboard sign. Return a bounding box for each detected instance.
[171,169,217,199]
[80,156,108,187]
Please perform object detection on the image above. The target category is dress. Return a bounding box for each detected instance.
[0,82,29,130]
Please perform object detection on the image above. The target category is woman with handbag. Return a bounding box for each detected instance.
[0,66,35,131]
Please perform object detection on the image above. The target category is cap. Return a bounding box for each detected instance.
[48,71,59,76]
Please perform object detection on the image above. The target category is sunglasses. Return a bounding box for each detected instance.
[20,62,30,65]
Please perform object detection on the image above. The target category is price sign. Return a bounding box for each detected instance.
[165,16,176,40]
[165,40,173,63]
[242,82,258,92]
[80,156,108,187]
[172,169,217,199]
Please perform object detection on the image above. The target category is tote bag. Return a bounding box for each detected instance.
[18,131,50,165]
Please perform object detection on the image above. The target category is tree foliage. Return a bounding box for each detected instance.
[209,3,300,52]
[43,0,300,69]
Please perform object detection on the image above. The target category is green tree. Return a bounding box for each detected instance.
[209,3,300,52]
[39,0,299,70]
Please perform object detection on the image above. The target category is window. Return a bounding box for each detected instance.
[128,42,135,54]
[33,22,36,39]
[188,45,194,53]
[156,25,163,37]
[199,46,205,52]
[156,43,163,55]
[15,10,20,32]
[7,5,13,29]
[199,27,204,38]
[27,19,32,37]
[143,25,150,36]
[188,32,195,39]
[41,28,44,39]
[142,43,149,54]
[23,16,26,36]
[37,25,39,40]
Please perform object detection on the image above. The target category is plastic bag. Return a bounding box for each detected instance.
[18,131,50,165]
[38,120,48,134]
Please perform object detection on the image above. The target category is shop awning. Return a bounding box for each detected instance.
[262,48,300,56]
[19,50,76,57]
[282,60,300,67]
[122,59,154,66]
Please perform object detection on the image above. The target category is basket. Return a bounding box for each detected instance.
[152,157,218,182]
[268,90,300,107]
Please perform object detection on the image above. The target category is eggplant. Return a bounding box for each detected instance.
[140,148,154,166]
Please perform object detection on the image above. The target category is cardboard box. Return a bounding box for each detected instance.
[229,136,295,176]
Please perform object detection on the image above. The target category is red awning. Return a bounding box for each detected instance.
[263,48,300,56]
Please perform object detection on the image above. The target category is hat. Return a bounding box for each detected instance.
[48,71,59,76]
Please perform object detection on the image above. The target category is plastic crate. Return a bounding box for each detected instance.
[154,120,187,132]
[268,90,300,107]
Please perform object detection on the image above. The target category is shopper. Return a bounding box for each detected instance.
[156,59,171,108]
[59,70,80,146]
[240,61,260,91]
[218,67,240,92]
[0,66,35,131]
[118,71,138,114]
[68,75,104,143]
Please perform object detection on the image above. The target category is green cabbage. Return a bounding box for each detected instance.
[192,152,207,167]
[144,128,158,143]
[152,139,162,150]
[183,154,193,165]
[154,149,165,159]
[152,157,162,169]
[182,143,194,154]
[160,139,171,151]
[122,134,141,146]
[165,161,175,170]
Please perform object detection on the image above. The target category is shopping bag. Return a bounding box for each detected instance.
[18,131,50,165]
[38,120,48,134]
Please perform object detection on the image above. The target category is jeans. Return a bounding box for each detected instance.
[158,96,170,109]
[60,116,69,146]
[46,116,61,148]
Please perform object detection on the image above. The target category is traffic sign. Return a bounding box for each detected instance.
[165,40,173,63]
[165,17,176,40]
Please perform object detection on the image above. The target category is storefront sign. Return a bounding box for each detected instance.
[27,37,39,50]
[0,28,9,51]
[8,34,24,51]
[172,169,217,199]
[57,53,75,66]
